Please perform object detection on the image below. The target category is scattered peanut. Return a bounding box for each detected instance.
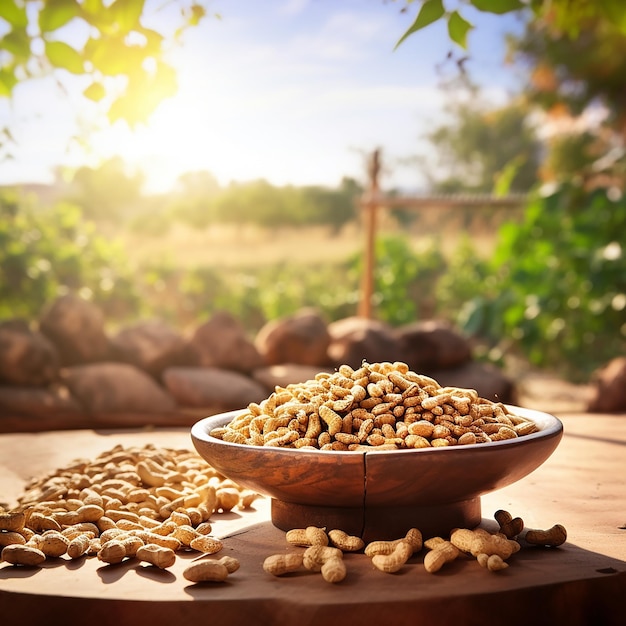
[0,511,25,532]
[216,555,241,574]
[302,545,343,572]
[365,528,422,557]
[136,544,177,569]
[371,540,413,573]
[423,539,460,573]
[524,524,567,547]
[1,543,46,566]
[494,509,524,539]
[189,535,223,554]
[450,528,519,560]
[97,540,128,564]
[29,531,70,558]
[477,553,509,571]
[0,531,26,547]
[328,529,364,552]
[183,560,230,583]
[67,534,92,559]
[286,526,329,547]
[263,552,304,576]
[321,556,347,583]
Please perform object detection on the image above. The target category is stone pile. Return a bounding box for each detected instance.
[0,294,522,431]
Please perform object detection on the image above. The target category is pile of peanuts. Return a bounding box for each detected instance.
[211,361,538,450]
[0,443,258,582]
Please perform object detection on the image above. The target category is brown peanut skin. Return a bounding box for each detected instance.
[525,524,567,547]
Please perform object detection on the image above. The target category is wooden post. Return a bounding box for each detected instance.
[358,148,381,319]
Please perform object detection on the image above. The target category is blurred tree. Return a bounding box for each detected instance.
[298,177,361,233]
[211,178,360,230]
[67,156,144,221]
[419,81,541,193]
[397,1,626,189]
[169,170,221,228]
[510,13,626,191]
[0,0,213,126]
[0,189,140,319]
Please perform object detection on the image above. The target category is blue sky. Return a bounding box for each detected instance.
[0,0,525,193]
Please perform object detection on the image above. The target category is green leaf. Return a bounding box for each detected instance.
[0,28,31,61]
[395,0,445,49]
[0,0,28,28]
[189,4,206,27]
[109,0,145,34]
[83,81,106,102]
[39,0,80,33]
[447,11,473,49]
[0,67,18,97]
[470,0,524,14]
[44,40,84,74]
[600,0,626,35]
[85,36,146,75]
[494,155,524,197]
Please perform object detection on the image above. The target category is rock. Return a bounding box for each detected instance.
[0,321,59,385]
[61,362,177,413]
[110,319,192,378]
[162,366,267,411]
[395,319,472,372]
[255,308,331,366]
[252,364,333,393]
[39,294,110,365]
[190,311,265,374]
[327,316,405,369]
[0,385,82,417]
[587,357,626,413]
[426,361,516,404]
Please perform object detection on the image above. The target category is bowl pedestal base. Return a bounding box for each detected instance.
[271,497,481,542]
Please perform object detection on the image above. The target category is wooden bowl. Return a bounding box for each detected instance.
[191,405,563,541]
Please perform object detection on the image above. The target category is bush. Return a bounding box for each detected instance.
[0,191,141,321]
[453,184,626,380]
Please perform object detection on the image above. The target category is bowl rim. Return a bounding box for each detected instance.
[191,404,563,457]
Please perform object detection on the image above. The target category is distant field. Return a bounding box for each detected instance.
[118,223,363,269]
[116,206,522,269]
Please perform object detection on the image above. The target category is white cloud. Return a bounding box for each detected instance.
[278,0,311,16]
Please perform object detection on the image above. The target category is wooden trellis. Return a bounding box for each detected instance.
[357,149,527,319]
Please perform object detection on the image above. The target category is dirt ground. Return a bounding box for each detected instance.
[514,371,593,415]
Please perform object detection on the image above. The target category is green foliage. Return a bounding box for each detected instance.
[513,14,626,133]
[209,178,360,231]
[175,261,360,332]
[420,83,541,193]
[396,0,626,52]
[0,0,211,126]
[448,184,626,380]
[168,171,221,228]
[67,157,144,221]
[349,234,447,325]
[4,178,624,382]
[0,190,141,320]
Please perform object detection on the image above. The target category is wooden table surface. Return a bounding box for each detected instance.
[1,412,625,626]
